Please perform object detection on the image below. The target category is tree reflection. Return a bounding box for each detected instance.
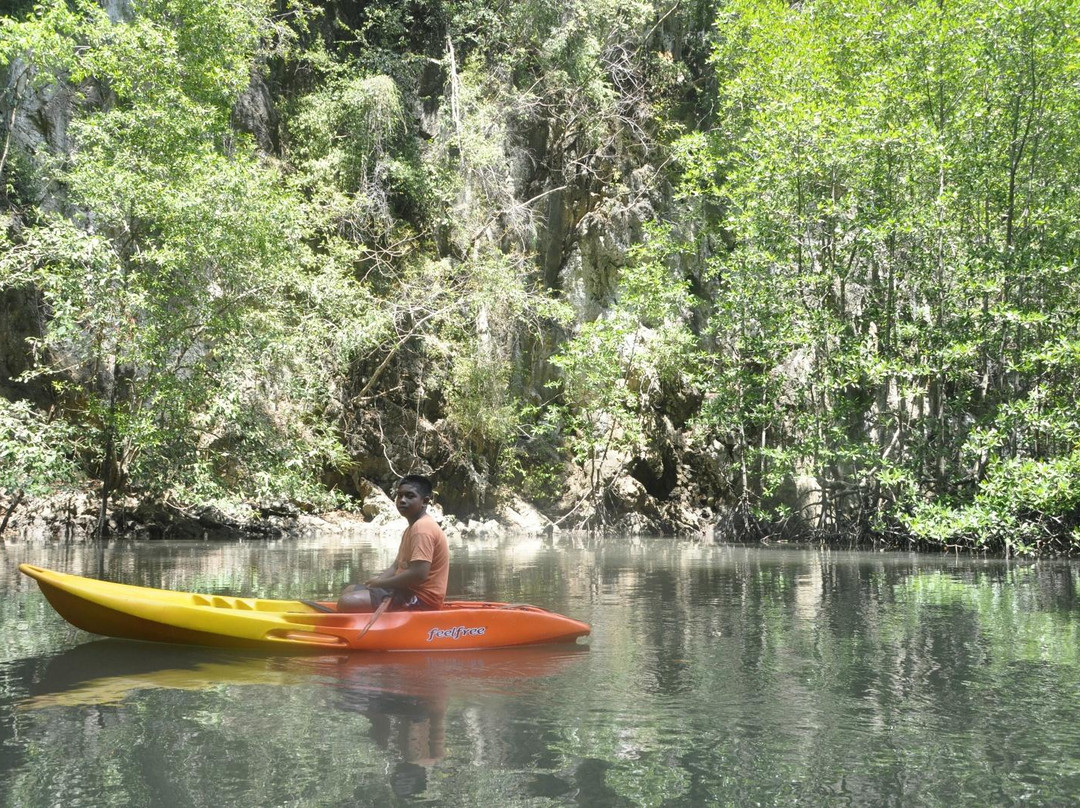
[4,539,1080,807]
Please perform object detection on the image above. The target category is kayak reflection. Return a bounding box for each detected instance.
[19,639,589,712]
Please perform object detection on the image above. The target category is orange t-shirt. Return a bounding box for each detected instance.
[394,513,449,608]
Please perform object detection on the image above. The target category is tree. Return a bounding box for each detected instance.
[550,224,698,524]
[689,0,1080,550]
[1,0,363,524]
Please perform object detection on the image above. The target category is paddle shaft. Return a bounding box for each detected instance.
[355,595,391,640]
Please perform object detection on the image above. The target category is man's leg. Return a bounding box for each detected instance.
[336,585,392,613]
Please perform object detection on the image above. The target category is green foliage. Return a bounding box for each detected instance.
[0,1,79,81]
[551,225,698,485]
[0,0,368,508]
[904,451,1080,555]
[275,0,706,511]
[0,398,78,496]
[688,0,1080,542]
[438,285,548,453]
[288,73,408,197]
[6,0,1080,546]
[395,253,569,464]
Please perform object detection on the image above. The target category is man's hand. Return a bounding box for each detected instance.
[366,560,430,590]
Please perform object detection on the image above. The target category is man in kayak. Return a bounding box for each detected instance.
[337,474,449,612]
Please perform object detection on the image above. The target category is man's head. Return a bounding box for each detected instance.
[398,474,433,498]
[395,474,434,522]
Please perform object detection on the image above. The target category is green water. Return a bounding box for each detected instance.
[1,535,1079,807]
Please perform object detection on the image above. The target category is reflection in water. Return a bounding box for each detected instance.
[3,539,1080,807]
[330,663,447,796]
[20,640,588,708]
[16,637,589,800]
[20,642,305,709]
[17,638,589,799]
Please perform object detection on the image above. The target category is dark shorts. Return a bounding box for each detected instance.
[367,587,438,611]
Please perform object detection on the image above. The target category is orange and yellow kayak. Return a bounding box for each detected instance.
[19,564,591,652]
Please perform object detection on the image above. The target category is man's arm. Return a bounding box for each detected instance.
[366,560,431,590]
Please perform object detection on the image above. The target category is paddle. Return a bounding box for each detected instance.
[355,595,392,640]
[300,593,392,642]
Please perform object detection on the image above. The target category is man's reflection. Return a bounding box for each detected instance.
[329,655,449,796]
[336,677,447,758]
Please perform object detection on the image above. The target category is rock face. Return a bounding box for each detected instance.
[1,56,77,407]
[0,6,775,540]
[0,489,303,541]
[231,72,278,154]
[3,67,75,163]
[496,495,556,534]
[0,286,47,405]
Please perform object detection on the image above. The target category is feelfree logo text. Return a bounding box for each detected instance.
[427,625,487,642]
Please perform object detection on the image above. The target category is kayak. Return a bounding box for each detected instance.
[19,564,591,652]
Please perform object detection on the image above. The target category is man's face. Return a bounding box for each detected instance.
[395,483,427,521]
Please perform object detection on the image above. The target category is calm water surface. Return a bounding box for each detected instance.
[2,533,1079,807]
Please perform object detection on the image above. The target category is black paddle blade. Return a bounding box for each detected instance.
[300,599,337,613]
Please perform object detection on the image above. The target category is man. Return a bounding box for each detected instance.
[337,474,449,612]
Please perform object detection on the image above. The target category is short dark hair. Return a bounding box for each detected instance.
[398,474,433,498]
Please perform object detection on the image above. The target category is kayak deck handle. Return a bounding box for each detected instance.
[192,594,256,610]
[264,629,348,646]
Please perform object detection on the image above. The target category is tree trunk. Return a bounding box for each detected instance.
[0,489,25,536]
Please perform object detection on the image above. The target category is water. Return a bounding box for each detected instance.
[2,534,1079,807]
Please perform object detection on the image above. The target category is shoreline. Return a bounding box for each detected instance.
[3,487,1073,558]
